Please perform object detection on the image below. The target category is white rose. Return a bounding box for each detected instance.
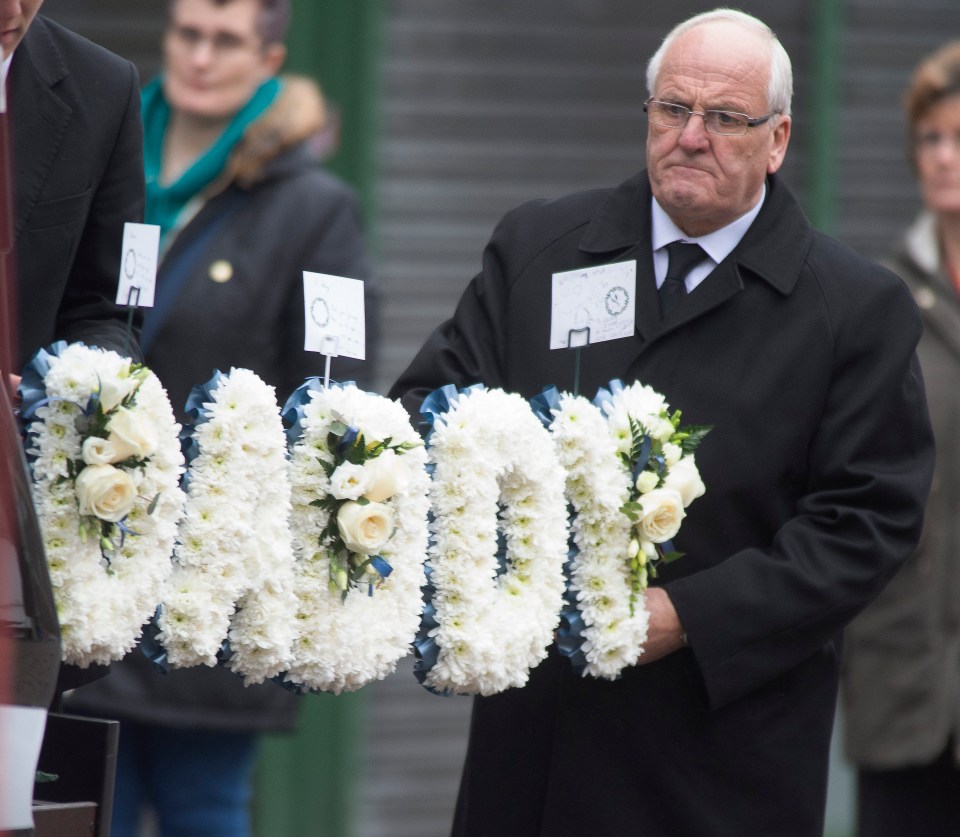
[75,464,138,522]
[98,370,140,412]
[363,449,402,502]
[635,488,685,543]
[81,436,124,465]
[329,462,373,500]
[634,470,660,494]
[662,456,706,507]
[106,406,157,461]
[337,500,394,555]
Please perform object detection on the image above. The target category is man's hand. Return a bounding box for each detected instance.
[637,586,687,664]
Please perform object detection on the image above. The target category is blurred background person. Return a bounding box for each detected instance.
[65,0,377,835]
[841,39,960,837]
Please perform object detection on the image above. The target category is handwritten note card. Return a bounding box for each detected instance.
[302,271,365,360]
[116,222,160,308]
[550,260,637,350]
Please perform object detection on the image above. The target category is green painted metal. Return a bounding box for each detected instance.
[808,0,845,233]
[284,0,382,226]
[253,691,366,837]
[251,3,382,835]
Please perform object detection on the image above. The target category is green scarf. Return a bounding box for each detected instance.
[141,75,283,242]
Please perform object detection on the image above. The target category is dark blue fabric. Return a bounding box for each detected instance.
[110,720,259,837]
[140,191,247,354]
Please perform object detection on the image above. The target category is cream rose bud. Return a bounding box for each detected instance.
[662,456,706,507]
[337,500,394,555]
[662,442,682,468]
[636,488,685,543]
[329,462,373,500]
[98,370,140,412]
[106,406,158,461]
[634,470,660,494]
[81,435,123,465]
[652,417,675,443]
[363,449,402,502]
[75,463,138,522]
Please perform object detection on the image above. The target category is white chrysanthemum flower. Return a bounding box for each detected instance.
[420,387,568,696]
[21,343,185,667]
[158,368,297,684]
[281,383,430,695]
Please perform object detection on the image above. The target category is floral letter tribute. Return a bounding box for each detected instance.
[535,379,709,679]
[414,385,569,696]
[19,342,184,667]
[280,380,430,694]
[157,369,298,685]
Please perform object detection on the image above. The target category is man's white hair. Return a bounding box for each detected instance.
[646,8,793,117]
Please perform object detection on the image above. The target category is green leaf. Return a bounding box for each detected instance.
[678,425,713,455]
[35,770,59,784]
[658,550,685,564]
[146,492,161,515]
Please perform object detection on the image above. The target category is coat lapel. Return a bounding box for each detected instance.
[9,18,72,238]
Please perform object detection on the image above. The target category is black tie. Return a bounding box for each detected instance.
[659,241,705,317]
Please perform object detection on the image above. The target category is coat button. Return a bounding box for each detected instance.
[209,259,233,283]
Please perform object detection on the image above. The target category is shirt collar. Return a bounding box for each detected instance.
[651,183,767,262]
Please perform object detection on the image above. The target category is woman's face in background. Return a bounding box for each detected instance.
[915,93,960,218]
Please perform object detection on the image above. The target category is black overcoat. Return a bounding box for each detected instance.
[391,171,934,836]
[9,16,145,368]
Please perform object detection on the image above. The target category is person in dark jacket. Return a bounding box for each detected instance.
[5,3,145,376]
[390,9,934,836]
[842,40,960,837]
[65,1,376,835]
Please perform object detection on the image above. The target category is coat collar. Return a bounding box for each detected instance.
[578,170,813,295]
[576,170,813,341]
[10,17,72,237]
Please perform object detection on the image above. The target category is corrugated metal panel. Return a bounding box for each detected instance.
[835,0,960,255]
[372,0,812,395]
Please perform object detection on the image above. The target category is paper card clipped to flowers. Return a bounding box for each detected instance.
[18,342,185,667]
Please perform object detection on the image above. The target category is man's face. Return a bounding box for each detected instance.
[914,94,960,218]
[646,21,791,237]
[163,0,284,122]
[0,0,44,59]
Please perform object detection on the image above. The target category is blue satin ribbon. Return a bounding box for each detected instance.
[556,510,591,673]
[592,378,626,414]
[179,369,226,469]
[412,565,453,696]
[280,378,359,448]
[17,341,75,423]
[417,382,484,443]
[139,607,170,673]
[529,385,563,428]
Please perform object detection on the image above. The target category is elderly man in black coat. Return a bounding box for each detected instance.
[391,9,934,836]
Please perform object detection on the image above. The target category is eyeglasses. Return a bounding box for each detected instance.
[644,99,779,136]
[168,24,261,57]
